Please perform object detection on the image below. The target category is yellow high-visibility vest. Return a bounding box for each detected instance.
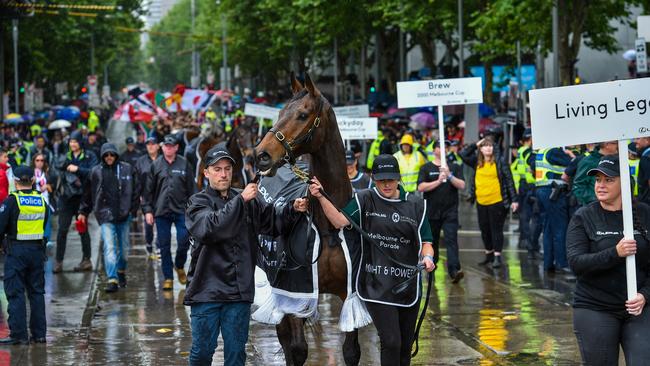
[393,151,425,192]
[12,191,46,241]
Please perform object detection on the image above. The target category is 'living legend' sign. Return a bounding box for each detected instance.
[529,78,650,149]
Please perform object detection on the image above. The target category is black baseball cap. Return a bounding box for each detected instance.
[629,142,638,156]
[204,145,235,167]
[162,135,178,145]
[146,136,158,144]
[345,150,356,165]
[588,155,620,177]
[125,137,135,144]
[13,166,34,182]
[433,140,451,148]
[522,128,532,139]
[372,154,401,181]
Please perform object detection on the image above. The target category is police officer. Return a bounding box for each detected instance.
[346,150,371,192]
[0,166,49,345]
[393,134,426,193]
[510,129,536,251]
[142,135,196,291]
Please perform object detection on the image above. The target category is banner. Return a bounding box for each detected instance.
[244,103,281,122]
[397,77,483,108]
[528,78,650,149]
[337,117,378,140]
[333,104,370,119]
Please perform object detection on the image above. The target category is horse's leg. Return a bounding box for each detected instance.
[276,315,308,366]
[343,329,361,366]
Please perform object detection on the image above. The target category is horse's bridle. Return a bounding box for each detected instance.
[266,96,323,165]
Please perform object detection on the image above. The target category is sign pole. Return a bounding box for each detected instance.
[437,105,447,168]
[617,140,637,300]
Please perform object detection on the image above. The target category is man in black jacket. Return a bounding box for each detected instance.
[142,135,196,291]
[134,136,159,258]
[121,137,142,167]
[53,130,98,274]
[79,143,139,292]
[184,145,307,366]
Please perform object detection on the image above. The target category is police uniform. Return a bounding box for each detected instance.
[511,142,536,250]
[0,167,49,344]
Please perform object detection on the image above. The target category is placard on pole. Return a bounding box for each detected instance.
[397,77,483,170]
[529,78,650,299]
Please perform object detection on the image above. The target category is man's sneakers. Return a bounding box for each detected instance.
[163,279,173,291]
[450,270,465,284]
[52,261,63,274]
[118,271,127,288]
[105,279,119,293]
[0,337,29,345]
[73,259,93,272]
[175,268,187,285]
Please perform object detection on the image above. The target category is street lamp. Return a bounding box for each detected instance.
[216,0,229,90]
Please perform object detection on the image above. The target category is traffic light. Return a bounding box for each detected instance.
[81,87,88,93]
[370,86,376,93]
[19,86,24,93]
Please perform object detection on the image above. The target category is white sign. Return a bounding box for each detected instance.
[636,38,648,74]
[333,104,369,118]
[244,103,280,122]
[639,15,650,40]
[529,78,650,149]
[396,77,483,108]
[337,117,378,140]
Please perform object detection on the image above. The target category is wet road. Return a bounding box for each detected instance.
[0,202,599,365]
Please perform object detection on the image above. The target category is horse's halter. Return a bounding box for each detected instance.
[266,96,323,166]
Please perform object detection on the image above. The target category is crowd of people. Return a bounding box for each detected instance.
[0,95,646,365]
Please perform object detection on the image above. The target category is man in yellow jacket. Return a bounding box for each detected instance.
[393,134,426,192]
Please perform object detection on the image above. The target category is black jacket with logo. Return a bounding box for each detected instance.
[567,201,650,313]
[183,186,299,304]
[142,155,196,217]
[80,161,139,224]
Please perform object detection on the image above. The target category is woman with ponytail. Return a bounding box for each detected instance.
[567,154,650,365]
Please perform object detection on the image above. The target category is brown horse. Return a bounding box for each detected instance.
[255,74,359,365]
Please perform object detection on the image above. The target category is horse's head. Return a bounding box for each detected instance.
[255,73,329,176]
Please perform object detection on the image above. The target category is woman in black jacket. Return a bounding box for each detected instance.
[567,155,650,365]
[460,136,517,268]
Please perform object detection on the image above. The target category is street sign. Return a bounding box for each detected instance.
[636,38,648,74]
[244,103,280,122]
[396,77,483,108]
[529,78,650,149]
[333,104,370,119]
[639,15,650,40]
[529,79,650,299]
[337,117,378,140]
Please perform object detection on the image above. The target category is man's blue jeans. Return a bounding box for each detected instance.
[100,219,130,280]
[189,302,251,366]
[155,213,190,280]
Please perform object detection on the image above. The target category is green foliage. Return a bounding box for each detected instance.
[1,0,145,99]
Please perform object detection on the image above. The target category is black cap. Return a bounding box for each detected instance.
[345,150,356,165]
[522,128,532,139]
[13,166,34,182]
[588,155,620,177]
[629,142,638,156]
[204,145,235,167]
[69,130,83,142]
[162,135,178,145]
[125,137,135,144]
[433,140,451,148]
[146,136,158,144]
[372,154,401,181]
